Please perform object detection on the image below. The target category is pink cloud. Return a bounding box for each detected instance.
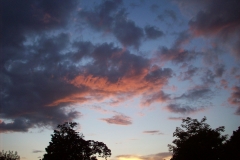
[228,86,240,115]
[116,152,172,160]
[101,114,132,125]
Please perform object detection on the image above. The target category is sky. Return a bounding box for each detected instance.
[0,0,240,159]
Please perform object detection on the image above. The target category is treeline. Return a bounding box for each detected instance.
[1,117,239,160]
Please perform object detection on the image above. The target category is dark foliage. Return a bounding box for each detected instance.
[41,122,111,160]
[0,150,20,160]
[221,127,240,159]
[168,117,227,160]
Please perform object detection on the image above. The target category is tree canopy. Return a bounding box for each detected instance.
[0,150,20,160]
[221,126,240,159]
[168,117,227,160]
[41,122,111,160]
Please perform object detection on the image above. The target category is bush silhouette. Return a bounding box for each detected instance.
[0,150,20,160]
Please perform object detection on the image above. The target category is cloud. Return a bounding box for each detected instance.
[1,0,83,133]
[0,33,84,132]
[158,9,177,22]
[228,86,240,115]
[144,25,164,40]
[150,4,159,12]
[79,0,123,32]
[0,118,33,133]
[101,114,132,125]
[1,0,78,48]
[32,150,44,153]
[90,106,111,114]
[156,47,197,64]
[141,91,170,106]
[188,0,240,36]
[113,16,144,48]
[165,104,205,114]
[1,28,173,132]
[178,65,198,81]
[79,0,144,48]
[175,88,213,102]
[154,31,198,64]
[179,0,240,59]
[143,130,163,135]
[165,87,213,114]
[165,87,214,114]
[214,64,225,78]
[201,69,216,84]
[116,152,172,160]
[168,117,186,121]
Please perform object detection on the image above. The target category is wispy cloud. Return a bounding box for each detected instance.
[168,117,186,121]
[101,114,132,125]
[116,152,172,160]
[32,150,44,153]
[228,86,240,115]
[143,130,163,135]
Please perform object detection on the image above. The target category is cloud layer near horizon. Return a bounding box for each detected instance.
[1,0,240,132]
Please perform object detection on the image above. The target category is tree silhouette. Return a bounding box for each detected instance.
[168,117,227,160]
[221,126,240,159]
[41,122,111,160]
[0,150,20,160]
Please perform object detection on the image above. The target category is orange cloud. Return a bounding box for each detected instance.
[116,152,172,160]
[47,67,171,107]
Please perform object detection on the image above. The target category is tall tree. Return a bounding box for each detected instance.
[0,150,20,160]
[41,122,111,160]
[168,117,227,160]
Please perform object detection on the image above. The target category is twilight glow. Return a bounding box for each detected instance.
[1,0,240,160]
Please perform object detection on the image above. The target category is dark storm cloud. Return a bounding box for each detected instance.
[144,25,164,40]
[0,0,82,132]
[81,42,150,83]
[181,0,240,58]
[1,0,78,48]
[228,86,240,115]
[0,118,32,132]
[189,0,240,35]
[1,28,172,132]
[101,114,132,125]
[79,0,144,48]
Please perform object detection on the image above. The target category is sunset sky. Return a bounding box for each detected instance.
[1,0,240,159]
